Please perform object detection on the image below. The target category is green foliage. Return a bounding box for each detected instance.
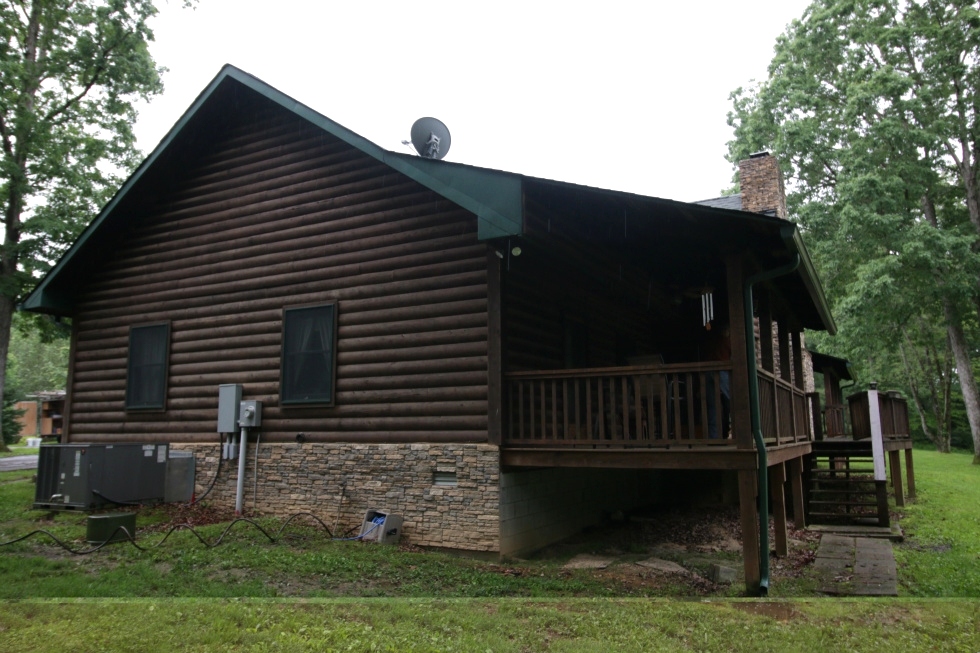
[6,313,69,398]
[0,0,177,444]
[1,378,22,447]
[728,0,980,458]
[0,0,165,282]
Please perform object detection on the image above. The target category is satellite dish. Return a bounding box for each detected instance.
[410,117,451,160]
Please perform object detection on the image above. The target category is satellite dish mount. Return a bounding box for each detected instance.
[410,117,451,160]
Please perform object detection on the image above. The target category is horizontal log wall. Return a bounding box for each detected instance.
[68,102,489,444]
[501,197,657,372]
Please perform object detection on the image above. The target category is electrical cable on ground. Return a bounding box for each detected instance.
[186,436,224,506]
[0,510,388,555]
[91,489,141,507]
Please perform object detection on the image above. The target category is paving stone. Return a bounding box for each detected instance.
[708,563,737,584]
[563,554,616,570]
[814,534,898,597]
[636,557,690,575]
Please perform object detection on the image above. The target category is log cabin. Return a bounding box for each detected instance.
[24,65,869,593]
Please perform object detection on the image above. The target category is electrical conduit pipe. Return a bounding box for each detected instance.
[743,248,801,597]
[235,425,248,516]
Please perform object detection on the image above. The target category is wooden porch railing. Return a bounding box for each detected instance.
[504,362,811,448]
[756,368,813,446]
[848,390,911,442]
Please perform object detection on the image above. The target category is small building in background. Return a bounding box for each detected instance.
[14,392,66,441]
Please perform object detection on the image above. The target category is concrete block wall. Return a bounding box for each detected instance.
[173,442,500,552]
[498,467,649,557]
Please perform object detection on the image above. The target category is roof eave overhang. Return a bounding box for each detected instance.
[22,65,524,316]
[780,225,837,335]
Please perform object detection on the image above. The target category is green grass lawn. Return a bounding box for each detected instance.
[2,448,979,650]
[893,448,980,596]
[0,442,40,458]
[1,598,977,652]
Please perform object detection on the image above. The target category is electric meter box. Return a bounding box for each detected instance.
[217,384,243,433]
[359,509,404,545]
[34,443,169,511]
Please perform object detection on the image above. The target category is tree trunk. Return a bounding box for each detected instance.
[944,300,980,463]
[0,295,12,451]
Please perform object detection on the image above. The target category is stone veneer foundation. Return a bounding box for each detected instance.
[173,442,501,552]
[174,442,677,557]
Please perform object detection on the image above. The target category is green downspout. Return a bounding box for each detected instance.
[743,246,801,597]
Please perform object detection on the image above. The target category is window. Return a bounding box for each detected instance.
[281,303,337,405]
[126,323,170,410]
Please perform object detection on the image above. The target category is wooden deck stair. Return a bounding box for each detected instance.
[806,440,889,527]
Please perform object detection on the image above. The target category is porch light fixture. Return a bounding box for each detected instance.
[511,246,522,257]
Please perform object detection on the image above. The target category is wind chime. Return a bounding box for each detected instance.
[701,290,714,331]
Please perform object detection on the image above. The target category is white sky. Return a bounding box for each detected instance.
[135,0,812,203]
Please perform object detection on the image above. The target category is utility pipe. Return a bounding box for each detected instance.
[235,426,248,516]
[743,251,801,597]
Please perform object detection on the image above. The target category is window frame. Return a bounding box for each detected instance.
[125,321,171,412]
[280,302,338,407]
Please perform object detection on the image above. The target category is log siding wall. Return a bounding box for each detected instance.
[67,105,490,444]
[501,200,658,372]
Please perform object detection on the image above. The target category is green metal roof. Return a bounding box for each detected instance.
[21,64,836,336]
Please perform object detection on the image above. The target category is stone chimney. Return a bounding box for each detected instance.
[739,152,787,219]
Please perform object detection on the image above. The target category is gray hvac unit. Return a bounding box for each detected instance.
[34,443,169,511]
[165,450,196,503]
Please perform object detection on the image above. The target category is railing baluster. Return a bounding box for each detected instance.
[685,373,696,440]
[551,380,558,440]
[539,380,546,440]
[700,371,710,440]
[633,375,643,441]
[528,381,535,439]
[585,377,593,442]
[621,375,630,441]
[598,376,607,440]
[561,379,571,440]
[517,381,525,440]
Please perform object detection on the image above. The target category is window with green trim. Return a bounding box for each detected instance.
[281,304,337,405]
[126,323,170,410]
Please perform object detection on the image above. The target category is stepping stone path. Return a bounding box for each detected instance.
[563,554,615,570]
[636,557,691,575]
[815,534,898,596]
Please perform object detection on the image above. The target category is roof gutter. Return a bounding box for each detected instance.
[743,243,801,597]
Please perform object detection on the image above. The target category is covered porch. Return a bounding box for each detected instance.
[488,175,835,593]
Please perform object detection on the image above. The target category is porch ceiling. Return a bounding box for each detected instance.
[520,180,834,333]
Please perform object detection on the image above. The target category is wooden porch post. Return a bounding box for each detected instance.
[487,248,503,445]
[905,448,917,499]
[769,462,789,557]
[823,369,837,438]
[759,291,774,374]
[788,456,806,528]
[726,254,752,450]
[889,449,905,507]
[777,323,791,383]
[738,468,761,593]
[791,331,804,390]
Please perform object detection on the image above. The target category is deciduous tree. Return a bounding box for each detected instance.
[0,0,167,450]
[728,0,980,463]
